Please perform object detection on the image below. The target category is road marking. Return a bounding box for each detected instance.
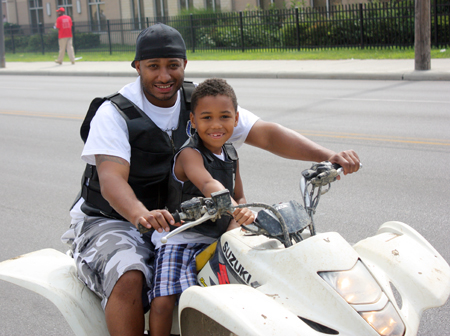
[2,111,448,146]
[0,110,83,120]
[323,97,450,104]
[298,130,450,146]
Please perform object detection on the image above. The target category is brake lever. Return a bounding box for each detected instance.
[161,211,216,244]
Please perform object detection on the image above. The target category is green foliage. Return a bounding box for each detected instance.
[73,31,101,49]
[4,28,100,53]
[5,0,450,54]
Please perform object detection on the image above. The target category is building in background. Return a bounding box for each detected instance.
[2,0,367,31]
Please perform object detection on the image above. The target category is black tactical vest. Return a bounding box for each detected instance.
[78,82,196,219]
[166,132,238,238]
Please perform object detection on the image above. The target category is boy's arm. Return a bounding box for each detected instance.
[232,161,245,205]
[176,149,254,225]
[176,148,226,198]
[230,161,254,226]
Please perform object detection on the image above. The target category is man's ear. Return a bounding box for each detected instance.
[135,60,141,75]
[234,111,239,127]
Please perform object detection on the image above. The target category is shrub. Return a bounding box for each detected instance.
[73,31,101,50]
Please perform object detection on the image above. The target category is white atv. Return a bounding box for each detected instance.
[1,162,449,336]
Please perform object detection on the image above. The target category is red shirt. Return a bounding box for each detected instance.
[56,15,73,39]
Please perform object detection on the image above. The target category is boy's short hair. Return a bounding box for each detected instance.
[191,78,238,113]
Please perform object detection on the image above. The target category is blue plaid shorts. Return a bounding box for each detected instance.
[151,243,208,300]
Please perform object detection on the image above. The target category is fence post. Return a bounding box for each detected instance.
[72,22,76,51]
[359,3,364,49]
[239,11,245,52]
[295,7,300,51]
[0,3,4,67]
[190,14,195,53]
[10,26,16,54]
[107,20,112,55]
[39,23,45,55]
[433,0,438,48]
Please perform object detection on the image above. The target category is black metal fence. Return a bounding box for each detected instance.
[4,0,450,55]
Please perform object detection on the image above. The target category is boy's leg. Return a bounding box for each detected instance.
[149,295,177,336]
[105,270,145,336]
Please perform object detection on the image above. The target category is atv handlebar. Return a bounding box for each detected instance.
[138,161,356,244]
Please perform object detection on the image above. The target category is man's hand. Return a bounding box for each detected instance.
[327,150,360,175]
[137,209,179,233]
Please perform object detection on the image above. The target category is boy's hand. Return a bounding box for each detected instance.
[233,208,255,225]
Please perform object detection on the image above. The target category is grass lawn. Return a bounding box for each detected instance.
[4,47,450,62]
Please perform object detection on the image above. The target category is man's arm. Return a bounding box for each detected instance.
[245,120,360,174]
[95,154,174,232]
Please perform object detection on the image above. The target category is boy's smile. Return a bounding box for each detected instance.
[190,95,239,155]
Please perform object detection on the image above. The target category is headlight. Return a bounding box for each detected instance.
[320,260,382,304]
[319,260,405,336]
[360,302,405,336]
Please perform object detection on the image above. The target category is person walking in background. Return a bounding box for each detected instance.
[55,7,75,65]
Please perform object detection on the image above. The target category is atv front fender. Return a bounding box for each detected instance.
[354,221,450,335]
[178,284,324,336]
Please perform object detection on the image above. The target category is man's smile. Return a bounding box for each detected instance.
[154,83,174,92]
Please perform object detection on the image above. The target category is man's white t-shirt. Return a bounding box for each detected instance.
[70,77,259,225]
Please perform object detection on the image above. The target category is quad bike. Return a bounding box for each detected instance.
[0,162,449,336]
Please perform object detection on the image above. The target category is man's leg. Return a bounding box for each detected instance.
[66,37,75,64]
[56,38,67,64]
[72,217,155,335]
[105,270,145,336]
[149,295,177,336]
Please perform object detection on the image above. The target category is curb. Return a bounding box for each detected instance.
[2,70,450,81]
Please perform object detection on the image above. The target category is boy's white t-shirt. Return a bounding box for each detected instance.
[70,77,259,225]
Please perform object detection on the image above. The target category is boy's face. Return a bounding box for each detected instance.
[190,95,239,155]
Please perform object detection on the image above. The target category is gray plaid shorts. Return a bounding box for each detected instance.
[151,243,207,301]
[69,216,155,311]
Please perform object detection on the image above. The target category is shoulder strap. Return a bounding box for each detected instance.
[80,83,195,143]
[182,81,195,111]
[80,97,107,143]
[79,92,141,143]
[223,142,238,161]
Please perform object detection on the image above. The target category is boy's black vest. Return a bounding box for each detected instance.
[78,81,196,220]
[166,132,238,239]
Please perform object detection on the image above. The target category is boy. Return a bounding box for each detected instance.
[149,78,255,335]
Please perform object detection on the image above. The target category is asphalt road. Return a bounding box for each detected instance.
[0,75,449,335]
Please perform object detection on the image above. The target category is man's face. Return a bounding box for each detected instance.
[135,58,187,108]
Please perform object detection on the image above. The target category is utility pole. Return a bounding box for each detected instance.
[414,0,431,70]
[0,2,5,68]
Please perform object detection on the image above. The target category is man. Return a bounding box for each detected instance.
[64,23,360,336]
[55,7,75,65]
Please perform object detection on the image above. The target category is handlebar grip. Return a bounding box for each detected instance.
[138,223,151,235]
[138,211,182,235]
[172,211,181,224]
[331,163,342,170]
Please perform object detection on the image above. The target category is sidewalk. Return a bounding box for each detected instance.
[1,59,450,80]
